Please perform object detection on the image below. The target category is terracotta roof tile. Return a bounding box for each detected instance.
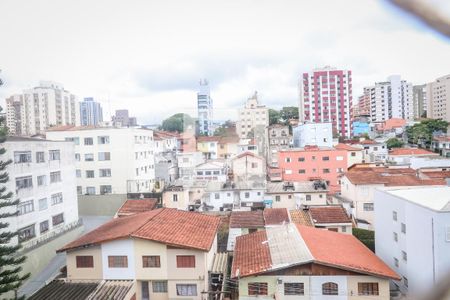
[116,199,158,217]
[231,231,271,278]
[421,170,450,179]
[389,148,437,156]
[309,206,352,224]
[297,225,400,280]
[263,208,290,225]
[334,143,362,151]
[229,211,265,228]
[289,210,314,226]
[59,208,220,252]
[197,136,220,142]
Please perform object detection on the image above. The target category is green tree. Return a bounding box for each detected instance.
[0,107,30,299]
[406,119,448,146]
[386,137,404,149]
[268,109,281,125]
[280,106,299,122]
[161,113,194,132]
[353,228,375,252]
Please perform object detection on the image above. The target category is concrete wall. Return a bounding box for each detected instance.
[66,245,103,280]
[78,194,127,216]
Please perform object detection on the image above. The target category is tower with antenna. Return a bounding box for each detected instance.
[197,79,213,136]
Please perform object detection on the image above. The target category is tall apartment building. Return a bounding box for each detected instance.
[237,92,269,139]
[266,124,292,167]
[1,137,79,247]
[299,66,353,138]
[112,109,137,127]
[365,75,414,122]
[5,81,80,136]
[46,126,155,195]
[413,84,427,119]
[353,88,371,118]
[80,97,103,126]
[197,79,213,136]
[426,74,450,122]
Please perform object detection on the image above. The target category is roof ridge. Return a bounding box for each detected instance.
[130,208,167,236]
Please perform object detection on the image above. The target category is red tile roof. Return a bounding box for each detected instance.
[309,206,352,224]
[59,208,220,252]
[231,231,271,278]
[229,211,265,228]
[334,143,362,151]
[389,148,437,156]
[358,139,378,145]
[197,136,220,142]
[433,136,450,142]
[298,225,400,280]
[263,208,290,225]
[289,210,314,226]
[420,170,450,179]
[116,199,158,217]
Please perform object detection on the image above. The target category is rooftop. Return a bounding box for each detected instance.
[116,199,158,217]
[229,211,265,228]
[334,143,363,151]
[266,181,328,194]
[232,224,399,280]
[309,206,352,224]
[263,208,290,225]
[389,148,438,156]
[46,125,151,132]
[382,186,450,212]
[289,209,314,226]
[59,208,220,252]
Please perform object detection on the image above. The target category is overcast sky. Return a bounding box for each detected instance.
[1,0,450,124]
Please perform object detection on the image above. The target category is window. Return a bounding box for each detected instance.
[52,213,64,226]
[86,170,95,178]
[323,168,330,173]
[244,192,250,198]
[173,194,178,202]
[152,281,168,293]
[50,171,61,183]
[37,175,46,186]
[176,255,195,268]
[298,157,305,162]
[76,256,94,268]
[39,198,48,210]
[18,200,34,215]
[100,185,112,195]
[142,256,160,268]
[75,153,81,161]
[64,137,80,145]
[275,195,281,202]
[284,282,304,295]
[86,187,96,195]
[14,151,32,163]
[77,186,82,195]
[16,176,33,190]
[401,223,406,234]
[402,251,407,262]
[98,136,110,144]
[311,156,316,161]
[322,282,338,295]
[214,193,220,199]
[176,284,197,296]
[85,153,94,161]
[99,169,111,177]
[76,169,81,178]
[51,193,63,205]
[40,220,49,233]
[363,203,374,211]
[84,137,94,145]
[351,152,356,157]
[298,169,306,174]
[393,232,398,242]
[36,151,45,163]
[108,256,128,268]
[248,282,268,296]
[285,157,291,163]
[251,162,258,168]
[394,257,399,267]
[18,224,35,242]
[306,195,311,201]
[358,283,379,296]
[322,156,330,161]
[336,155,344,161]
[98,152,111,161]
[403,276,408,287]
[393,211,398,221]
[49,150,60,161]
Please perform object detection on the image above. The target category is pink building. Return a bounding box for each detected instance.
[278,146,348,192]
[300,66,353,137]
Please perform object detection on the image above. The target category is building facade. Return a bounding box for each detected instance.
[299,66,353,138]
[426,74,450,122]
[5,81,80,136]
[413,84,427,119]
[293,122,333,148]
[237,92,269,139]
[112,109,137,127]
[46,126,156,195]
[80,97,103,126]
[197,79,213,136]
[266,124,292,167]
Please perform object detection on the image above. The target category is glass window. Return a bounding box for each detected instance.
[14,151,32,163]
[86,170,95,178]
[298,157,305,162]
[39,198,48,211]
[77,186,82,195]
[36,151,45,163]
[245,192,250,198]
[37,175,47,186]
[98,136,110,144]
[363,203,374,211]
[322,282,338,295]
[85,153,94,161]
[50,171,61,183]
[49,150,60,161]
[86,187,96,195]
[18,224,35,242]
[358,283,379,295]
[16,176,33,190]
[76,256,94,268]
[65,137,80,145]
[284,282,304,295]
[176,284,197,296]
[108,256,128,268]
[173,194,178,202]
[51,193,63,205]
[152,281,168,293]
[84,137,94,145]
[275,195,281,202]
[402,251,407,261]
[99,169,111,177]
[393,211,398,221]
[401,223,406,234]
[214,193,220,199]
[322,156,330,161]
[306,195,311,201]
[40,220,49,233]
[76,169,81,178]
[98,152,111,161]
[142,256,160,268]
[100,185,112,195]
[18,200,34,215]
[176,255,195,268]
[75,153,81,161]
[248,282,267,296]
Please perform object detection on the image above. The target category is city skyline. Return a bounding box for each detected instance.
[1,1,450,124]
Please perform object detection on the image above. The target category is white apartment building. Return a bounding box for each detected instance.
[197,79,213,136]
[1,137,79,247]
[413,84,427,119]
[46,126,156,195]
[426,74,450,122]
[6,81,80,136]
[177,152,205,181]
[374,187,450,296]
[293,122,333,148]
[367,75,414,122]
[237,92,269,139]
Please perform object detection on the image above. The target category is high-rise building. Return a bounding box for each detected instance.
[413,84,427,119]
[353,88,371,118]
[426,74,450,122]
[112,109,137,127]
[237,91,269,139]
[299,66,353,138]
[80,97,103,126]
[197,79,213,136]
[364,75,413,122]
[5,81,80,136]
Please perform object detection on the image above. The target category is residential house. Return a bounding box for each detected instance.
[308,205,352,234]
[265,181,328,209]
[232,223,399,299]
[115,198,158,218]
[196,136,219,160]
[335,143,364,168]
[387,148,439,165]
[193,161,227,182]
[177,152,205,181]
[162,180,208,211]
[57,208,220,300]
[217,135,239,159]
[266,124,292,167]
[231,152,265,182]
[357,139,388,163]
[227,210,265,251]
[431,135,450,157]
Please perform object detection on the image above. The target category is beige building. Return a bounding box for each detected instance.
[237,92,269,139]
[58,208,220,300]
[162,180,207,211]
[426,74,450,122]
[265,181,328,209]
[231,152,265,182]
[266,124,292,167]
[232,223,399,299]
[335,143,364,168]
